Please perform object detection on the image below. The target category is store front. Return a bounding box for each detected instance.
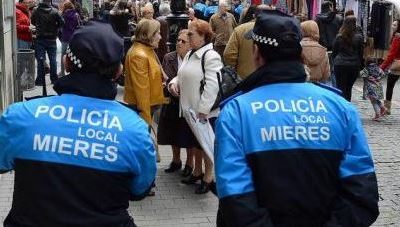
[0,0,18,112]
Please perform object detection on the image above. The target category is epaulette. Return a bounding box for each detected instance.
[312,82,343,97]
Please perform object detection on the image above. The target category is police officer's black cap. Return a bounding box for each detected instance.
[245,10,302,50]
[66,21,124,72]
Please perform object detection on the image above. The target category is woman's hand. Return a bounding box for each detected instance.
[168,82,180,97]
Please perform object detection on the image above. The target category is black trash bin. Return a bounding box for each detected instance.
[17,49,35,91]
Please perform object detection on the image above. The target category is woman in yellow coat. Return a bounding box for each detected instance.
[124,19,166,125]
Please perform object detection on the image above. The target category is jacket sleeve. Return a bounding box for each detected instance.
[215,101,274,227]
[380,37,400,71]
[332,36,339,61]
[223,29,239,69]
[324,106,379,227]
[16,12,31,35]
[31,9,37,26]
[198,51,223,114]
[129,119,157,201]
[0,106,17,174]
[54,10,65,28]
[126,54,152,124]
[162,53,176,81]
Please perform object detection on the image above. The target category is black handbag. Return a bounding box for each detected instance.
[199,50,242,110]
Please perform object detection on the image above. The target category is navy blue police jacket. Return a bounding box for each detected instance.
[0,73,156,227]
[215,61,379,227]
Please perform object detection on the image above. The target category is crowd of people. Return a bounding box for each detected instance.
[3,0,399,225]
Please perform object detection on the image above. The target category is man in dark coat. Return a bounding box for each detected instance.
[315,1,343,51]
[31,0,64,85]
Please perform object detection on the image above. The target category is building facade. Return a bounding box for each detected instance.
[0,0,18,112]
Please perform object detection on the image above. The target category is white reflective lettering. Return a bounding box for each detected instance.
[261,127,276,142]
[74,140,90,158]
[105,146,118,162]
[58,137,73,155]
[50,105,67,120]
[90,143,104,160]
[87,111,102,126]
[66,107,79,123]
[251,102,263,114]
[35,106,49,118]
[265,100,279,112]
[108,116,123,131]
[33,134,51,151]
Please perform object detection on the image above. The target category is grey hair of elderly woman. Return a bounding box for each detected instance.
[158,2,171,16]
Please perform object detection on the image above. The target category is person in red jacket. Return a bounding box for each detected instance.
[380,19,400,115]
[16,0,34,49]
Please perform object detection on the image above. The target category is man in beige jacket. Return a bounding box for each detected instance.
[209,1,237,58]
[223,5,274,79]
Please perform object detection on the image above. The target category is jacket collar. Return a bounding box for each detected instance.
[134,41,154,50]
[38,2,51,8]
[301,37,317,42]
[53,72,117,100]
[229,60,307,96]
[192,43,214,59]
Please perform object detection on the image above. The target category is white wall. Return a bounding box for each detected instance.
[0,0,18,112]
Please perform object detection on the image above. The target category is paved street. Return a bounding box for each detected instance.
[0,78,399,226]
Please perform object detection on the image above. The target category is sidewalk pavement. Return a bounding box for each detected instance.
[0,78,399,226]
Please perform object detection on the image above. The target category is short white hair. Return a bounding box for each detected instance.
[219,0,228,7]
[159,2,171,16]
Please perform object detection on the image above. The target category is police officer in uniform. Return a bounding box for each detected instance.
[0,21,156,227]
[214,10,379,227]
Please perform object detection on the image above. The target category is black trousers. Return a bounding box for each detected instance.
[334,65,360,101]
[386,73,400,101]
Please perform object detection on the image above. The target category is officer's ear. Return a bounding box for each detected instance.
[253,44,265,68]
[112,64,124,82]
[64,55,72,73]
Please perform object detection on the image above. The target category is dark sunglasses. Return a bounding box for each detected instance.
[177,39,188,44]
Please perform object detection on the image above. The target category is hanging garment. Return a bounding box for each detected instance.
[370,1,393,49]
[358,0,370,42]
[345,0,359,18]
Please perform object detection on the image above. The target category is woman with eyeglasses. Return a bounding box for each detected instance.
[158,30,196,177]
[168,19,223,194]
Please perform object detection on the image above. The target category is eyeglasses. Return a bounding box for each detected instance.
[177,39,188,44]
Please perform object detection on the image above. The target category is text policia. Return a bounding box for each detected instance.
[250,98,331,142]
[32,105,123,162]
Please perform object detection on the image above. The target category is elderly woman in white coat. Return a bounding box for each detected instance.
[169,19,223,194]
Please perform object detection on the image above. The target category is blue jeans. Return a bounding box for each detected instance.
[35,39,57,83]
[17,39,32,49]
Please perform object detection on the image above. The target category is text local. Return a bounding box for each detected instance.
[35,105,123,131]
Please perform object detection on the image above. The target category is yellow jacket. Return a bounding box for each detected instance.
[124,42,166,124]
